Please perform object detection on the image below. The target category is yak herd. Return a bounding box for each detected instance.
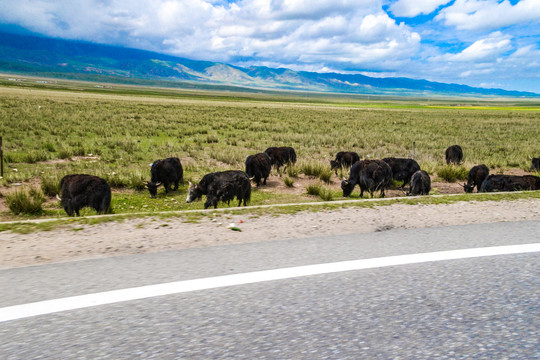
[57,144,540,216]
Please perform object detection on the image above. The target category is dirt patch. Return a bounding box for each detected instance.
[1,198,539,269]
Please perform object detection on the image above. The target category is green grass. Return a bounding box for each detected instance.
[2,190,539,233]
[0,83,539,220]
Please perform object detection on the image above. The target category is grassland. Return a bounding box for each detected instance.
[0,79,539,221]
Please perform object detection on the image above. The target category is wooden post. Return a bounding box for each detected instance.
[412,141,416,160]
[0,136,3,177]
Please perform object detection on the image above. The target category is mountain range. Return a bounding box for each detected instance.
[0,30,538,97]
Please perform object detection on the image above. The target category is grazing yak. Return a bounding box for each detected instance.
[407,170,431,196]
[445,145,463,165]
[330,151,360,175]
[264,146,297,173]
[186,170,251,209]
[532,157,540,171]
[341,160,393,198]
[463,164,489,193]
[186,172,220,203]
[480,174,540,192]
[58,174,111,216]
[382,157,420,188]
[146,157,183,198]
[245,152,272,187]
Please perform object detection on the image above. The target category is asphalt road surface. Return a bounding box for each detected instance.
[1,221,539,359]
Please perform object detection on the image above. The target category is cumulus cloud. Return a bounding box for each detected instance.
[441,32,513,62]
[0,0,539,92]
[414,32,539,91]
[389,0,452,17]
[0,0,421,72]
[436,0,540,31]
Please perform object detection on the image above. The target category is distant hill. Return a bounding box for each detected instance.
[0,31,537,97]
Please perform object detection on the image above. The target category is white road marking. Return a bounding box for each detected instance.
[1,243,539,323]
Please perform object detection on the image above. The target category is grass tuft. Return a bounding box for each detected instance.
[283,177,295,187]
[6,187,45,215]
[306,183,322,196]
[40,173,62,197]
[436,165,468,182]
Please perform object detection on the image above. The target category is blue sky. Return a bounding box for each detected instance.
[1,0,539,92]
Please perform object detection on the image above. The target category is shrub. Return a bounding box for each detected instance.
[40,173,62,197]
[299,160,332,180]
[6,187,44,215]
[437,165,468,182]
[22,150,49,163]
[127,170,147,191]
[318,187,334,201]
[306,183,333,201]
[205,134,219,143]
[286,164,299,178]
[42,141,56,152]
[318,168,333,184]
[306,183,322,196]
[58,147,73,159]
[72,146,87,157]
[283,177,294,187]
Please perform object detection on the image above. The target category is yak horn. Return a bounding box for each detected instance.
[56,194,62,201]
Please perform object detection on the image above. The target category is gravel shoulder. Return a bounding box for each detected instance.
[1,198,539,269]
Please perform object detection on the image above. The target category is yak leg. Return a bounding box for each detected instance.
[162,182,169,194]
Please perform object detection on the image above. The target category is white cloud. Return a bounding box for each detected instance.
[389,0,452,17]
[1,0,539,92]
[436,0,540,31]
[0,0,421,71]
[442,32,513,62]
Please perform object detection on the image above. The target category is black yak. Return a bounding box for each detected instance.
[445,145,463,165]
[407,170,431,196]
[186,170,251,209]
[382,157,420,188]
[480,174,540,192]
[341,160,393,198]
[330,152,360,175]
[146,157,183,198]
[463,164,489,193]
[58,174,111,216]
[245,152,272,187]
[532,157,540,171]
[264,146,297,173]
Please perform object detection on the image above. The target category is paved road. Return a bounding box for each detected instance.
[1,221,539,359]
